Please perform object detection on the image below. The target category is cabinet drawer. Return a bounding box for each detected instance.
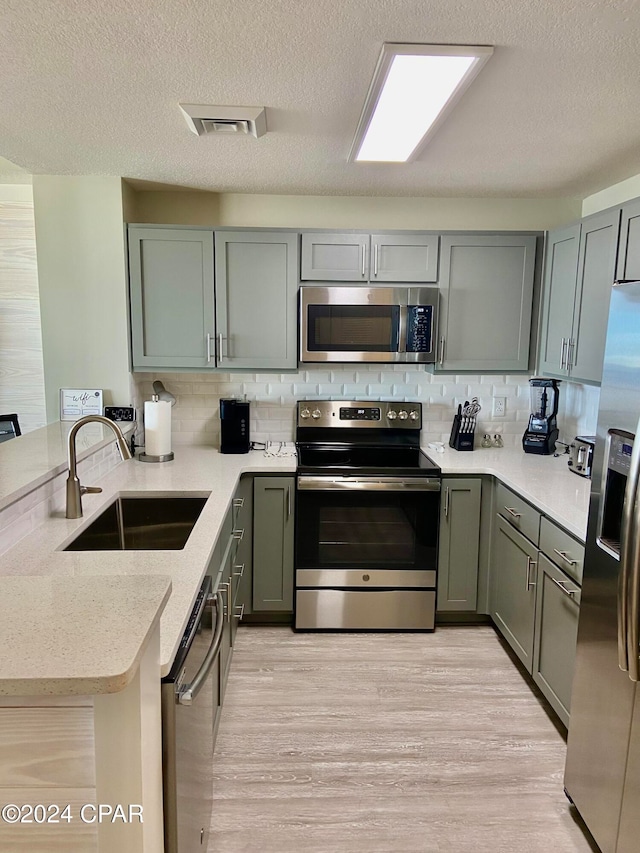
[496,483,540,545]
[539,517,585,584]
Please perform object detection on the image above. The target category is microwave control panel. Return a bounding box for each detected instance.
[406,306,433,353]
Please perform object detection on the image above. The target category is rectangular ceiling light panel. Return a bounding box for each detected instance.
[350,44,494,163]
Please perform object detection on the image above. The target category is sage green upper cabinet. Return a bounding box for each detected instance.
[437,234,537,371]
[437,478,481,612]
[214,231,298,370]
[301,233,369,281]
[128,227,214,370]
[538,211,619,384]
[570,210,620,383]
[369,234,439,282]
[537,224,580,378]
[300,232,439,282]
[617,198,640,282]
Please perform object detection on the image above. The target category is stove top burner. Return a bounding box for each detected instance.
[296,445,440,477]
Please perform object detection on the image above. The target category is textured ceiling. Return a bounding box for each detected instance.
[2,0,640,197]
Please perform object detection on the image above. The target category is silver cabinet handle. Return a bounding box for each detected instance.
[622,415,640,679]
[286,485,291,520]
[233,563,245,578]
[438,336,445,366]
[504,506,522,520]
[374,243,379,277]
[560,337,567,370]
[444,486,450,518]
[178,591,224,705]
[361,243,366,277]
[234,603,245,621]
[550,575,576,599]
[217,332,224,363]
[567,338,575,370]
[553,548,578,567]
[219,580,231,623]
[206,333,212,363]
[232,528,244,541]
[526,556,537,591]
[233,498,245,509]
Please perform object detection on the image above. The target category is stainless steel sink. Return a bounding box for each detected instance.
[64,495,209,551]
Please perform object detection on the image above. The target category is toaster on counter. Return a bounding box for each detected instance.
[568,435,596,478]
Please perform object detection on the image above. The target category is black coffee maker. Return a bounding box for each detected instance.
[220,398,250,454]
[522,378,560,455]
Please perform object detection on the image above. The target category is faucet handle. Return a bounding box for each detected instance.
[80,485,102,495]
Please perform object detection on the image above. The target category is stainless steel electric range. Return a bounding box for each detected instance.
[294,400,441,631]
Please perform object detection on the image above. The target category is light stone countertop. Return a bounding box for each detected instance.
[428,444,591,541]
[0,574,171,695]
[0,442,590,690]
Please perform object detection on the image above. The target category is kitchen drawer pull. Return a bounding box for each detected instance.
[220,581,232,622]
[553,548,578,567]
[504,506,522,520]
[444,486,450,518]
[233,498,245,509]
[234,604,245,620]
[526,556,537,591]
[232,528,244,541]
[550,575,576,599]
[233,563,245,578]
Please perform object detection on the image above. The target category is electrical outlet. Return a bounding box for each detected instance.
[492,397,506,417]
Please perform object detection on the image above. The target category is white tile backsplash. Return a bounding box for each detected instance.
[133,368,601,450]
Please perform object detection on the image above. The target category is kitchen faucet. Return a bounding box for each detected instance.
[66,415,132,519]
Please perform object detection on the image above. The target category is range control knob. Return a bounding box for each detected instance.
[386,410,398,420]
[409,410,419,421]
[398,410,409,420]
[300,408,311,419]
[311,409,322,420]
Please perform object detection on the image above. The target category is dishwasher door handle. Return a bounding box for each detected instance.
[178,591,224,706]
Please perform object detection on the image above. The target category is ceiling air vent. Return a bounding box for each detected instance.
[179,104,267,138]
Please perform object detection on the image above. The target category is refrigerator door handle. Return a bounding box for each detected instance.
[622,418,640,679]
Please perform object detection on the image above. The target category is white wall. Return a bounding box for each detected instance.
[0,184,46,433]
[33,176,131,422]
[582,173,640,217]
[129,188,581,231]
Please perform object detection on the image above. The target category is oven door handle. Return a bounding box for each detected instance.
[178,591,224,706]
[297,476,441,492]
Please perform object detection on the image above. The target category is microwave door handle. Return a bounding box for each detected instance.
[178,591,224,705]
[624,419,640,680]
[397,305,407,353]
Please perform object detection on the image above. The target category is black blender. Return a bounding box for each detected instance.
[522,378,560,455]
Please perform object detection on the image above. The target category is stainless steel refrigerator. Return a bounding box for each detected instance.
[565,279,640,853]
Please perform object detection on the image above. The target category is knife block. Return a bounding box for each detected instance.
[449,414,476,451]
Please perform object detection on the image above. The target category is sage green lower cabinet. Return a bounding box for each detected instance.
[437,478,481,611]
[253,476,295,612]
[532,554,581,728]
[490,515,538,673]
[232,475,253,620]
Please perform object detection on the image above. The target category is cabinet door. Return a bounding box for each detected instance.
[570,209,620,384]
[437,235,536,371]
[532,554,580,727]
[437,478,481,611]
[370,234,439,282]
[301,233,369,281]
[490,515,538,673]
[253,477,295,612]
[537,223,580,378]
[128,227,214,370]
[215,231,298,370]
[617,197,640,282]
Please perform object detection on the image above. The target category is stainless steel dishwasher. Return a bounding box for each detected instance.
[162,576,223,852]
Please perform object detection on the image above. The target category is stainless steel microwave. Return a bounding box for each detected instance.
[299,285,439,363]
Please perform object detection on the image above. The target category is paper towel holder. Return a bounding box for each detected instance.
[139,394,175,463]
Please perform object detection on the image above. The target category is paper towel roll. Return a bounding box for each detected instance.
[144,399,172,456]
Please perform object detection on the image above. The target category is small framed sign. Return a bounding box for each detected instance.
[60,389,104,422]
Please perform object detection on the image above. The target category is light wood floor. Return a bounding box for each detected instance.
[210,626,598,853]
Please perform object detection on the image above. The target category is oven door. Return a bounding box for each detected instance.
[296,475,440,573]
